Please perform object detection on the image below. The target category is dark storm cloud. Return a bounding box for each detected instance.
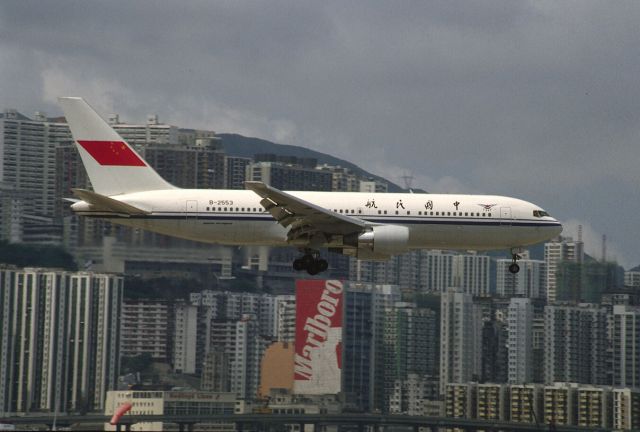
[1,1,639,266]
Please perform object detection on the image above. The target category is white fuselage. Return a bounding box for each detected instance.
[72,189,562,252]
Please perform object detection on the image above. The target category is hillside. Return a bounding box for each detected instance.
[219,133,404,192]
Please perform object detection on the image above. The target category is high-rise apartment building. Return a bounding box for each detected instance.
[224,155,251,189]
[209,315,267,400]
[142,141,226,189]
[120,300,171,361]
[507,298,534,384]
[359,179,388,193]
[246,160,333,191]
[0,183,25,243]
[388,373,438,415]
[382,302,438,411]
[109,113,185,150]
[0,267,122,414]
[173,302,199,374]
[321,165,360,192]
[0,110,71,218]
[439,290,483,395]
[544,236,584,303]
[481,318,508,383]
[544,304,608,385]
[342,283,400,412]
[624,270,640,288]
[275,294,296,343]
[496,258,546,298]
[423,251,491,296]
[612,305,640,388]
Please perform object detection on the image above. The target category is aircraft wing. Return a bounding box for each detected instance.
[244,181,366,244]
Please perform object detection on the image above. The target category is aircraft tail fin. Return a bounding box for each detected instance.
[58,97,176,196]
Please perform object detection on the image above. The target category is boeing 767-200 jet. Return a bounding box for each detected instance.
[59,97,562,275]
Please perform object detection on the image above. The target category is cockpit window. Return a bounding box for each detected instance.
[533,210,550,218]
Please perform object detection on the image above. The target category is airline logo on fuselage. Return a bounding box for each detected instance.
[77,140,146,166]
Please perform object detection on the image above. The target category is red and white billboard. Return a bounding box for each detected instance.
[294,279,343,395]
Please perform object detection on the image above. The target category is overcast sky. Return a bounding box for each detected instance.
[1,1,639,268]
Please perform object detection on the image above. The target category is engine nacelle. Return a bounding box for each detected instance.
[352,225,410,260]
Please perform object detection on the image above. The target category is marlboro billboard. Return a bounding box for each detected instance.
[294,279,343,395]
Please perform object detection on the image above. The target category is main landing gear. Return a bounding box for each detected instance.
[293,251,328,276]
[509,249,521,274]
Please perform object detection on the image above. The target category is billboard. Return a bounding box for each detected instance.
[294,279,343,395]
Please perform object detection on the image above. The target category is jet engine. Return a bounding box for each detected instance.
[346,225,410,260]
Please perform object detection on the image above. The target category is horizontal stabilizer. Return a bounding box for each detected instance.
[72,188,150,215]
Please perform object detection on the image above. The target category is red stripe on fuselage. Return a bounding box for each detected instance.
[77,140,146,166]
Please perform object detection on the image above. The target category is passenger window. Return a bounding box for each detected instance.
[378,210,381,214]
[436,212,439,216]
[488,213,492,217]
[407,211,411,215]
[224,207,227,211]
[447,212,451,216]
[418,211,422,215]
[206,207,210,211]
[465,212,468,216]
[395,211,399,215]
[430,211,434,216]
[384,210,388,214]
[358,210,362,214]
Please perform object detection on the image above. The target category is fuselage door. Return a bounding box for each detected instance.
[186,200,198,219]
[500,207,512,225]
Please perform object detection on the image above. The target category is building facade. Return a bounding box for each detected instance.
[507,298,534,384]
[0,267,122,414]
[544,304,608,385]
[439,290,483,395]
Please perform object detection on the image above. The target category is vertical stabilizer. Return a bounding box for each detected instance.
[58,97,175,196]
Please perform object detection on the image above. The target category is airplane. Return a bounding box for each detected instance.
[59,97,563,275]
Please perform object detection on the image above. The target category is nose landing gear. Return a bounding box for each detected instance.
[508,248,522,274]
[293,250,328,275]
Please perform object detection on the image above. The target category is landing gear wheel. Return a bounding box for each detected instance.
[508,249,522,274]
[318,259,328,272]
[293,251,328,275]
[293,258,306,271]
[306,260,320,276]
[302,254,315,267]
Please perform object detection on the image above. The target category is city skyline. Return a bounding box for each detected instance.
[1,1,639,267]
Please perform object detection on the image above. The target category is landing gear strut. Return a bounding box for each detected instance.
[293,250,328,275]
[509,249,521,274]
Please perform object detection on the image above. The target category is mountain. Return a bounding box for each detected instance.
[218,133,404,192]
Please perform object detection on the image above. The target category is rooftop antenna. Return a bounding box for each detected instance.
[577,225,583,243]
[602,234,607,263]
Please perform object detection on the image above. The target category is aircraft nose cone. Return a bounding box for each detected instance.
[550,220,563,238]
